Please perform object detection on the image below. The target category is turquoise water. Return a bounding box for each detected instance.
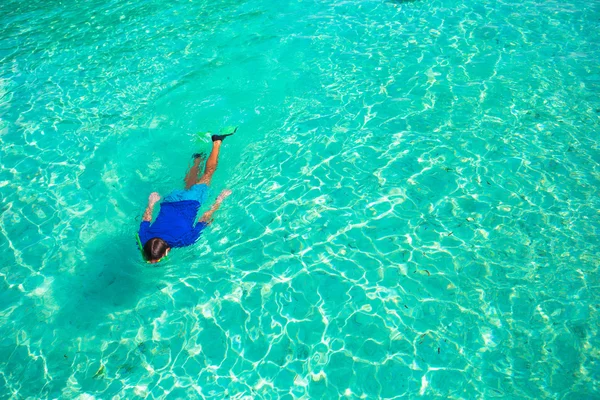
[1,0,599,397]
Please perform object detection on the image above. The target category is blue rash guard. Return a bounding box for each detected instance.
[138,184,210,247]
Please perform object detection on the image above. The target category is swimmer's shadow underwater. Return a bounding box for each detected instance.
[52,126,239,331]
[52,233,174,334]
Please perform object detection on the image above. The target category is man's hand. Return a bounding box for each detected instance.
[217,189,232,203]
[143,192,160,222]
[148,192,161,206]
[200,189,231,224]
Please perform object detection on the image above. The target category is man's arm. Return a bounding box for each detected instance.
[200,189,231,224]
[143,192,161,222]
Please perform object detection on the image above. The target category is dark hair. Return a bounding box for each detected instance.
[143,238,169,261]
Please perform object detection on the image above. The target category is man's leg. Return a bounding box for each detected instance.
[197,140,222,186]
[185,154,205,189]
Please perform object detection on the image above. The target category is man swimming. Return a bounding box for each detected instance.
[138,131,234,263]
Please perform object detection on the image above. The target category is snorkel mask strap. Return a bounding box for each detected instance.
[136,233,145,258]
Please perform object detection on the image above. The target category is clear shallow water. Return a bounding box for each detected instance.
[1,0,599,397]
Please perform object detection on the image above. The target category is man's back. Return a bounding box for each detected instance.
[139,199,207,248]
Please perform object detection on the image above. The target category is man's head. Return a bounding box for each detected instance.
[143,238,170,263]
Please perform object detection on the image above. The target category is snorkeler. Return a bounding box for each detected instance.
[138,131,235,263]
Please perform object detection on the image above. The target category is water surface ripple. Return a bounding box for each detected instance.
[0,0,599,398]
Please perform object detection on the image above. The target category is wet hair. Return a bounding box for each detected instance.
[143,238,169,262]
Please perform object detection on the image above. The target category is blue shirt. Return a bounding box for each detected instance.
[139,200,207,248]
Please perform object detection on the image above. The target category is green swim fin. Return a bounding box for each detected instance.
[197,126,238,142]
[196,131,211,143]
[220,126,238,135]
